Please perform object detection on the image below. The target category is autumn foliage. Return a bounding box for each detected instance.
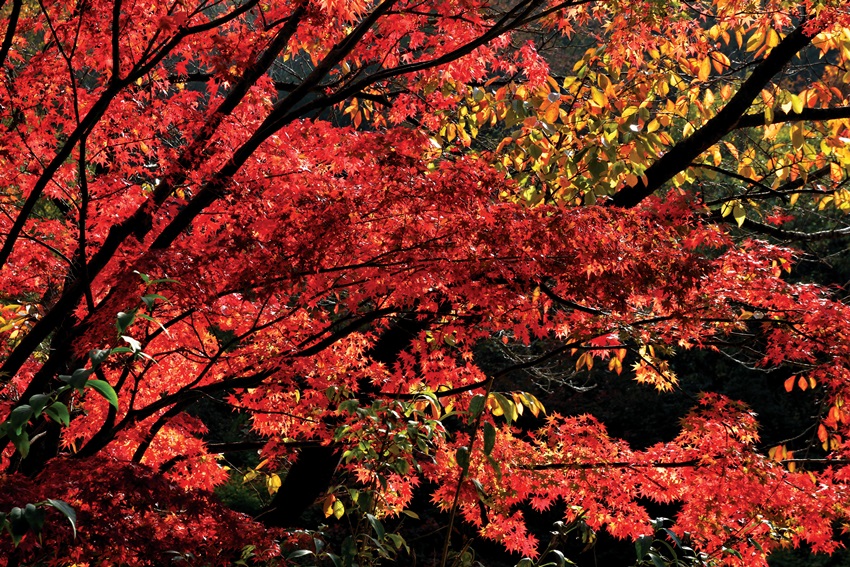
[1,0,850,565]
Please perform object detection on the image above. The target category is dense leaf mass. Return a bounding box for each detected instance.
[0,0,850,565]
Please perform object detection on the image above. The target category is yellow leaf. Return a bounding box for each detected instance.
[333,499,345,519]
[266,473,281,495]
[732,203,746,227]
[791,123,805,150]
[746,31,763,52]
[697,57,711,82]
[766,28,780,48]
[590,87,608,107]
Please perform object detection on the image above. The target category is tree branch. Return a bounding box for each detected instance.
[611,24,813,208]
[735,105,850,130]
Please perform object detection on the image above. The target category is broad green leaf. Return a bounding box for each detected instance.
[7,507,28,545]
[28,394,50,416]
[22,503,44,533]
[483,422,496,456]
[366,513,385,539]
[141,293,169,310]
[7,428,29,458]
[635,535,653,560]
[89,348,110,366]
[85,380,119,409]
[468,394,485,422]
[45,402,70,427]
[58,368,91,389]
[8,405,33,436]
[44,498,77,539]
[116,310,136,335]
[455,446,470,470]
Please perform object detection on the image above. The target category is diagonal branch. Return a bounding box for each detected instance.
[611,24,813,208]
[735,105,850,129]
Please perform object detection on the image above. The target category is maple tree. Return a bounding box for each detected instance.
[0,0,850,565]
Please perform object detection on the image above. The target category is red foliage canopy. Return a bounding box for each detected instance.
[0,0,849,565]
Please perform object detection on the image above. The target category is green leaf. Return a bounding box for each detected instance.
[45,499,76,539]
[455,446,470,470]
[141,293,168,310]
[45,402,70,427]
[635,535,653,560]
[8,405,33,435]
[89,348,110,367]
[662,528,683,549]
[483,421,496,455]
[468,394,485,422]
[85,380,119,409]
[137,313,169,335]
[366,513,385,540]
[23,503,44,533]
[386,533,409,552]
[109,346,134,355]
[7,507,28,545]
[326,553,343,567]
[59,368,91,389]
[544,549,567,567]
[116,310,136,335]
[7,428,29,458]
[394,459,410,475]
[287,549,315,559]
[28,394,50,416]
[647,552,667,567]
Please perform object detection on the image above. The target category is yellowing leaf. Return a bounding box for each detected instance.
[590,87,608,107]
[322,494,335,518]
[766,28,780,48]
[266,473,281,495]
[697,57,711,82]
[732,203,746,227]
[791,123,805,150]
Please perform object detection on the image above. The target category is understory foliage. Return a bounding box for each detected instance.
[0,0,850,565]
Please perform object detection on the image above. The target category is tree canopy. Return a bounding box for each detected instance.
[1,0,850,565]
